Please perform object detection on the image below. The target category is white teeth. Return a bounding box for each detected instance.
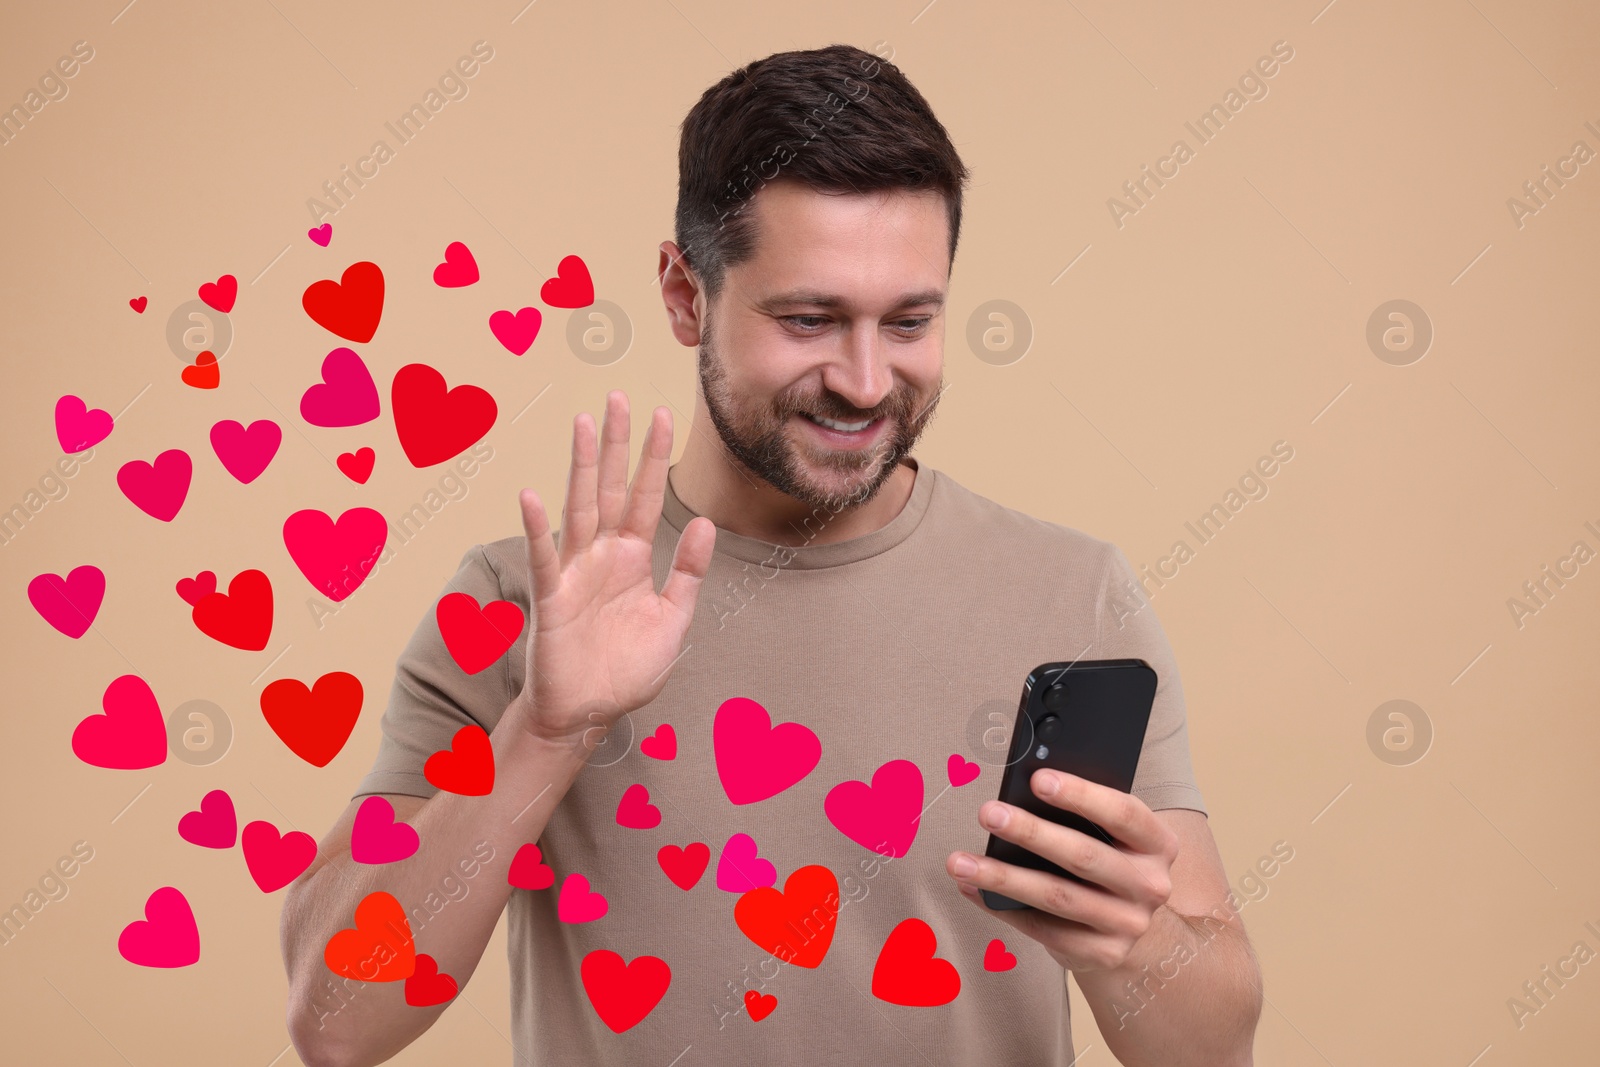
[806,413,872,432]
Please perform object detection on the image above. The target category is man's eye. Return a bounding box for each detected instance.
[893,318,931,334]
[787,316,829,331]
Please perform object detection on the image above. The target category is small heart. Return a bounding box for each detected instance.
[423,724,495,796]
[174,570,216,607]
[210,418,282,484]
[488,307,542,355]
[640,723,677,761]
[405,953,458,1006]
[508,843,555,890]
[336,447,375,484]
[129,296,148,313]
[198,274,237,313]
[54,394,114,452]
[744,989,777,1021]
[558,873,608,923]
[657,842,710,891]
[433,241,479,287]
[983,938,1018,972]
[615,783,661,830]
[181,351,220,389]
[242,820,316,892]
[118,886,200,968]
[541,254,594,308]
[308,223,332,247]
[350,796,419,864]
[28,565,106,638]
[178,789,237,849]
[947,754,980,788]
[716,833,777,893]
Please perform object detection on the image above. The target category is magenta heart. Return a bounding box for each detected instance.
[242,820,316,892]
[557,873,608,922]
[299,347,380,427]
[350,796,419,864]
[117,449,192,521]
[178,789,237,849]
[72,674,167,770]
[715,832,777,893]
[713,696,821,805]
[282,506,388,602]
[118,886,200,968]
[54,394,113,452]
[824,758,925,859]
[209,419,282,484]
[433,241,479,287]
[640,723,677,761]
[308,223,332,247]
[28,565,105,638]
[488,307,542,355]
[947,753,980,787]
[615,783,662,829]
[507,843,555,890]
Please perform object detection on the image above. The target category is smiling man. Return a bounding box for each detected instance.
[283,43,1262,1067]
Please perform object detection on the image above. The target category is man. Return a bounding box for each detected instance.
[283,42,1262,1066]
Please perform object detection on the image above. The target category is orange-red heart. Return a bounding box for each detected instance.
[302,261,384,343]
[260,671,363,767]
[181,351,219,389]
[733,864,839,969]
[324,891,415,982]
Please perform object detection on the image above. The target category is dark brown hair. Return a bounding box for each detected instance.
[674,43,971,304]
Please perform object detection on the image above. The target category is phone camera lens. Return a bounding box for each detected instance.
[1043,682,1070,714]
[1037,714,1060,738]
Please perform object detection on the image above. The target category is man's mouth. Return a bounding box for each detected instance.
[801,412,875,433]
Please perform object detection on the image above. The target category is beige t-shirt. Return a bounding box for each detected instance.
[353,456,1206,1065]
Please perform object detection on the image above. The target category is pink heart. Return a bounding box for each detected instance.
[117,449,192,521]
[54,394,113,452]
[300,347,380,428]
[178,789,237,849]
[209,419,282,484]
[714,696,821,805]
[28,565,105,638]
[308,223,332,247]
[947,754,980,787]
[282,506,388,602]
[72,674,167,770]
[242,820,316,892]
[824,758,925,858]
[615,783,662,829]
[488,307,542,355]
[175,570,216,607]
[557,873,608,923]
[640,723,677,761]
[715,832,777,893]
[433,241,479,287]
[350,796,419,864]
[118,886,200,968]
[508,843,555,890]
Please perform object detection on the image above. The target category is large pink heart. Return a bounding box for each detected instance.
[488,307,542,355]
[54,394,113,452]
[282,506,387,602]
[299,347,380,427]
[715,832,777,893]
[350,796,419,864]
[824,758,925,858]
[178,789,237,849]
[72,674,167,770]
[242,820,317,893]
[558,873,608,923]
[713,697,821,806]
[118,886,200,967]
[209,419,282,484]
[117,449,192,521]
[28,565,105,638]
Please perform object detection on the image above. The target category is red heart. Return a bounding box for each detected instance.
[424,724,495,795]
[129,296,147,313]
[242,819,317,892]
[657,842,709,890]
[743,989,777,1022]
[983,938,1017,972]
[191,568,273,651]
[260,671,363,767]
[175,570,217,607]
[615,783,661,829]
[336,447,375,484]
[405,953,458,1006]
[433,241,479,287]
[508,843,555,890]
[580,950,671,1034]
[302,261,385,343]
[733,865,839,969]
[640,723,677,761]
[871,918,961,1006]
[391,362,496,468]
[324,891,415,982]
[198,274,237,313]
[540,254,594,308]
[71,674,167,770]
[181,350,220,389]
[178,789,237,849]
[436,592,524,674]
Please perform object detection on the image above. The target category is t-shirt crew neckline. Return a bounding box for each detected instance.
[660,457,934,570]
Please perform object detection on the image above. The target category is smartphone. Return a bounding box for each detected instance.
[979,658,1157,911]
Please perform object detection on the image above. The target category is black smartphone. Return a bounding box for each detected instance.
[979,658,1157,911]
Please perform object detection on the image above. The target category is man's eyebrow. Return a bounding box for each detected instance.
[756,288,946,313]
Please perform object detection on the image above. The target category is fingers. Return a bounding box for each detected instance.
[944,849,1137,937]
[1030,771,1176,859]
[659,515,716,620]
[519,488,561,607]
[594,391,631,537]
[618,406,673,545]
[975,797,1164,906]
[560,412,600,563]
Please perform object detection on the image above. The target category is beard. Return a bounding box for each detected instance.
[697,316,943,513]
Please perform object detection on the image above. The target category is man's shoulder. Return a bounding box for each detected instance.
[925,464,1120,568]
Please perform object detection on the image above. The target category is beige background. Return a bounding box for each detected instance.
[3,0,1597,1063]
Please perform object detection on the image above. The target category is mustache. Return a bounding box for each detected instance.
[780,390,921,424]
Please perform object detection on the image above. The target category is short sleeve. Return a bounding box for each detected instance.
[1092,543,1207,816]
[351,544,516,800]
